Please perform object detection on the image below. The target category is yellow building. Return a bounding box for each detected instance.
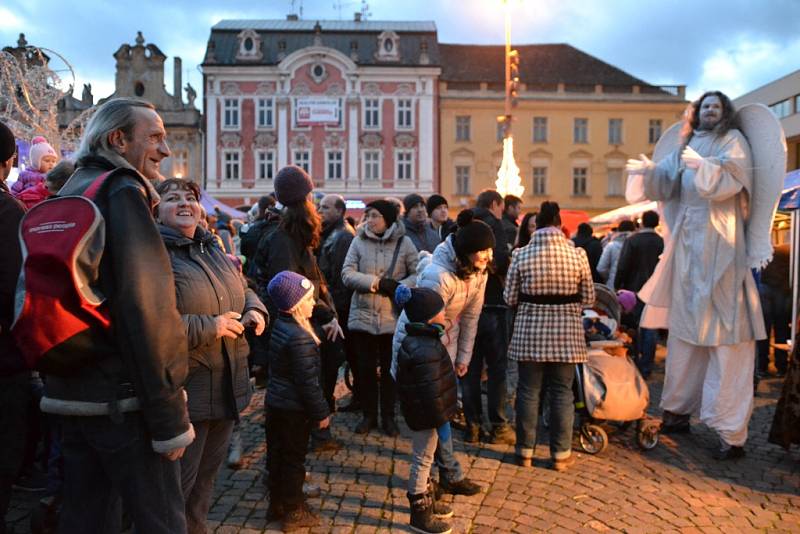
[438,44,687,215]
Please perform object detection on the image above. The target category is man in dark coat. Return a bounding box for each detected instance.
[614,210,664,378]
[316,194,359,411]
[40,99,193,533]
[403,193,440,253]
[501,195,522,248]
[573,223,603,282]
[466,189,515,445]
[0,121,32,534]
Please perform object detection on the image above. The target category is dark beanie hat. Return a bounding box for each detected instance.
[0,122,15,163]
[365,199,398,227]
[395,285,444,324]
[425,194,448,216]
[453,209,495,256]
[267,270,315,312]
[274,165,314,206]
[403,193,425,213]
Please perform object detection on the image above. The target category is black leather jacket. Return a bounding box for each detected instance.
[266,314,330,421]
[396,322,458,431]
[317,217,355,320]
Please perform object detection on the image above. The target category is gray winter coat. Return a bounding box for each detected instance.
[342,222,418,335]
[392,236,487,375]
[161,225,267,422]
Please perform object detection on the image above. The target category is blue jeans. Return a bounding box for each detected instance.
[515,361,576,460]
[433,431,463,483]
[58,411,186,534]
[462,308,509,429]
[636,328,659,378]
[758,284,791,374]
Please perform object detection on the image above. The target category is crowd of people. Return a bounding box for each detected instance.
[0,91,797,534]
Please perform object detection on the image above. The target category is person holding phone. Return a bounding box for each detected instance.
[156,178,267,534]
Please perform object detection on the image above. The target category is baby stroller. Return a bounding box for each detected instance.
[573,284,660,454]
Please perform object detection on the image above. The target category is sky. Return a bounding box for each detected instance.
[2,0,800,105]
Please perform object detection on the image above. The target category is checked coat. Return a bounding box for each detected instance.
[504,227,595,363]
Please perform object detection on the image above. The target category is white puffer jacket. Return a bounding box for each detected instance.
[392,236,487,375]
[342,222,418,335]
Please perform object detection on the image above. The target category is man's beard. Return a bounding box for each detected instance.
[698,116,721,131]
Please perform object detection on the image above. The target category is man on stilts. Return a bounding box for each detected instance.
[626,90,785,460]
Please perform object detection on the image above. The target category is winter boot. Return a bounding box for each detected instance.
[427,479,453,518]
[281,501,319,531]
[407,492,452,534]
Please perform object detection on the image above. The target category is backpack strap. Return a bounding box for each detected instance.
[386,236,406,281]
[82,171,115,200]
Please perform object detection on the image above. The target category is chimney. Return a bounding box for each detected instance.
[174,57,183,106]
[354,12,362,22]
[287,14,299,21]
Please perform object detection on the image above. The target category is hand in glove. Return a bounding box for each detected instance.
[378,278,400,297]
[681,146,703,170]
[625,154,653,175]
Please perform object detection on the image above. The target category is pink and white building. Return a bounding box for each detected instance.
[201,18,440,206]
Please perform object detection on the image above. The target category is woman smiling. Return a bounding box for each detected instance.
[155,178,267,534]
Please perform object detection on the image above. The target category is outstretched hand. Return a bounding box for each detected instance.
[625,154,653,175]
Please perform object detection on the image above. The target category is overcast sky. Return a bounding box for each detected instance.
[2,0,800,105]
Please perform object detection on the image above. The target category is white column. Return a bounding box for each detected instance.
[206,90,218,185]
[348,101,359,188]
[418,80,434,194]
[278,101,289,168]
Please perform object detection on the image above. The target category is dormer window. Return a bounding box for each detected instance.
[236,29,262,61]
[310,62,327,84]
[375,31,399,62]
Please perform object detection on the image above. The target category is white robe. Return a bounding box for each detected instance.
[635,129,765,346]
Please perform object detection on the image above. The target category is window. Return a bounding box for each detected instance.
[223,151,240,180]
[607,168,623,196]
[648,119,663,144]
[396,150,413,181]
[572,167,588,196]
[362,150,382,180]
[770,99,793,119]
[363,150,381,181]
[573,118,588,143]
[608,118,623,144]
[223,98,239,129]
[326,151,343,180]
[533,116,548,143]
[364,98,380,129]
[532,166,547,196]
[293,150,310,173]
[257,98,274,128]
[456,166,470,195]
[396,99,413,129]
[256,150,275,180]
[796,95,800,116]
[455,116,471,141]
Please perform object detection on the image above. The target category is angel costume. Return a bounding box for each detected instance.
[630,127,765,448]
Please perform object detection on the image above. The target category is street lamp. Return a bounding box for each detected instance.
[495,0,525,198]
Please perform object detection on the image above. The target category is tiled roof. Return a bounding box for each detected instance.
[439,43,658,89]
[205,20,439,67]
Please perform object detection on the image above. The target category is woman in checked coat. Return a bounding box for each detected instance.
[504,201,594,472]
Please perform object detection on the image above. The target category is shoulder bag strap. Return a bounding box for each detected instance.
[386,236,405,281]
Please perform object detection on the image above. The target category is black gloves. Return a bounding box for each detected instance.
[378,278,400,297]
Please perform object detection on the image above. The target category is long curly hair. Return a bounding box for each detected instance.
[680,90,738,141]
[280,198,321,250]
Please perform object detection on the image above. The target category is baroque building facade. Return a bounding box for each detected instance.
[202,18,440,205]
[438,44,688,215]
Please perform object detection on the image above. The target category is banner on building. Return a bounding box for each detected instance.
[295,97,341,125]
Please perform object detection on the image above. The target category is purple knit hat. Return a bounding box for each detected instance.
[268,271,314,312]
[616,289,637,314]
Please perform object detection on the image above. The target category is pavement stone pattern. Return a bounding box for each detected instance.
[7,349,800,533]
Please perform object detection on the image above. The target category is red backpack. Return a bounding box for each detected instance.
[11,171,115,375]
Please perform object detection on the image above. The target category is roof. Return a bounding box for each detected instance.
[439,43,659,90]
[212,20,437,32]
[204,19,439,67]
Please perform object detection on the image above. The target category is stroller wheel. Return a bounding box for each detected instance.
[578,424,608,454]
[636,421,660,450]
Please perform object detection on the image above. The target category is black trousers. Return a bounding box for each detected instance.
[0,373,30,534]
[266,406,310,509]
[351,331,395,420]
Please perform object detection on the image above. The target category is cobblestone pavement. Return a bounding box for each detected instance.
[8,351,800,533]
